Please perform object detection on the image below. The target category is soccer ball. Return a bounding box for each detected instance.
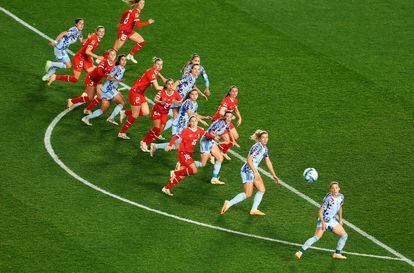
[303,168,318,183]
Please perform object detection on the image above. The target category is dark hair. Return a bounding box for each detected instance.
[183,89,198,101]
[152,56,163,64]
[181,53,200,74]
[187,115,198,126]
[164,78,174,88]
[116,54,126,66]
[96,25,105,32]
[221,111,234,119]
[225,85,238,97]
[74,18,83,25]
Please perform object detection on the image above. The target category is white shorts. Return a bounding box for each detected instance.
[200,137,216,153]
[316,218,339,231]
[54,47,70,63]
[101,89,118,101]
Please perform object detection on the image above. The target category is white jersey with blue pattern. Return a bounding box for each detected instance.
[101,66,125,94]
[55,26,83,51]
[182,64,209,88]
[241,143,269,173]
[321,193,344,222]
[175,99,198,131]
[177,73,197,97]
[206,119,230,136]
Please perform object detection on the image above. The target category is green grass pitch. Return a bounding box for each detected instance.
[0,0,413,272]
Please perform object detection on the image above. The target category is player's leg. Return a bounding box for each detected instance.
[210,145,225,185]
[84,87,102,114]
[107,93,125,125]
[250,177,266,215]
[127,32,145,63]
[221,181,253,215]
[142,118,161,149]
[163,160,197,196]
[332,223,348,259]
[295,227,325,259]
[81,99,110,126]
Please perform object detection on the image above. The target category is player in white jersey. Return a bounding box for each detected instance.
[42,18,85,81]
[221,130,279,216]
[150,89,210,155]
[181,54,211,96]
[199,112,239,185]
[81,55,127,126]
[295,181,348,260]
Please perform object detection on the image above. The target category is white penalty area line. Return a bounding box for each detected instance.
[1,6,412,266]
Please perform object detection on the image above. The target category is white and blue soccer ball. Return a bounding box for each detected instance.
[303,168,318,183]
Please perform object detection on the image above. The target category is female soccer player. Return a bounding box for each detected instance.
[295,181,348,260]
[67,49,117,111]
[81,55,127,126]
[140,79,182,151]
[43,18,85,81]
[113,0,154,64]
[48,26,105,85]
[118,57,166,140]
[221,130,279,216]
[212,85,242,160]
[149,89,210,156]
[181,53,211,96]
[199,112,239,185]
[161,116,217,196]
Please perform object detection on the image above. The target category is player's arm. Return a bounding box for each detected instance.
[195,85,208,101]
[85,44,103,60]
[318,206,326,230]
[247,155,259,179]
[338,206,343,225]
[135,18,154,28]
[157,72,167,84]
[264,157,279,184]
[234,107,242,127]
[201,69,211,96]
[50,31,67,47]
[152,80,164,91]
[166,135,180,151]
[204,132,217,140]
[196,114,209,127]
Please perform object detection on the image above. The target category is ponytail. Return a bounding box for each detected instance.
[250,129,268,142]
[180,53,200,74]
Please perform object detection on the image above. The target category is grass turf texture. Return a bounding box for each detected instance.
[0,0,413,272]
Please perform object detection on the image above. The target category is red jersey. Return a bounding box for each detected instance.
[119,8,140,32]
[89,58,114,81]
[170,127,214,154]
[132,67,158,93]
[152,89,182,114]
[212,96,238,121]
[77,34,100,60]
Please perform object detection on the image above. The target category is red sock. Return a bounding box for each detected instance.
[165,175,184,189]
[85,97,101,111]
[120,116,136,133]
[125,109,132,116]
[129,41,145,56]
[219,142,234,154]
[143,127,161,145]
[71,96,90,104]
[56,75,78,82]
[174,167,195,177]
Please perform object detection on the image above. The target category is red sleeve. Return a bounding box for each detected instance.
[135,20,150,28]
[155,91,162,101]
[176,92,182,101]
[169,135,180,146]
[204,132,216,139]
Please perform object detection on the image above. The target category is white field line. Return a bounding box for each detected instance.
[1,6,412,267]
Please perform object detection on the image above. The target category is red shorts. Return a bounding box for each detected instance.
[84,74,102,87]
[129,88,147,106]
[73,54,94,73]
[151,109,168,125]
[117,30,135,42]
[178,151,195,167]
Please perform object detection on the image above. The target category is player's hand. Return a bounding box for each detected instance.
[49,41,56,47]
[148,19,155,24]
[237,118,242,127]
[165,145,172,152]
[254,171,260,179]
[273,175,279,184]
[339,220,343,226]
[205,88,211,96]
[233,142,240,148]
[200,120,209,127]
[204,116,212,120]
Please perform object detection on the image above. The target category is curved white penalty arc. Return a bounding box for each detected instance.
[43,108,403,262]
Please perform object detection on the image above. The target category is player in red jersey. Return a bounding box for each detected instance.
[113,0,154,64]
[48,26,105,86]
[66,49,117,111]
[212,85,242,160]
[161,116,217,196]
[118,57,166,140]
[140,79,182,151]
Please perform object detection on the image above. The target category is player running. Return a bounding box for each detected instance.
[113,0,154,64]
[43,18,85,81]
[81,55,127,126]
[212,85,242,160]
[67,49,117,111]
[118,57,166,140]
[140,79,182,151]
[161,116,217,197]
[199,112,238,185]
[48,26,105,85]
[221,130,279,216]
[181,53,211,96]
[149,89,210,155]
[295,181,348,260]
